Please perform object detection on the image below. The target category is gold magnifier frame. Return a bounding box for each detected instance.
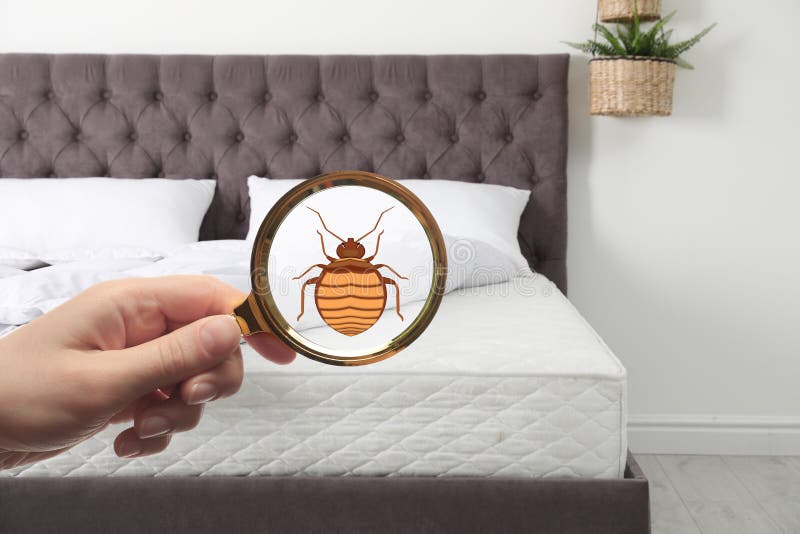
[233,170,447,366]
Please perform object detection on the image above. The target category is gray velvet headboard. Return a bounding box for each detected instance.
[0,54,568,291]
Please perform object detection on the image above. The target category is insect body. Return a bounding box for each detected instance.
[294,206,407,336]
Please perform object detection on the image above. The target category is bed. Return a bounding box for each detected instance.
[0,54,649,533]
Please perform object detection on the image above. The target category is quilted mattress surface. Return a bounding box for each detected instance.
[3,276,627,478]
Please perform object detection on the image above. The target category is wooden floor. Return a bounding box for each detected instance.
[635,455,800,533]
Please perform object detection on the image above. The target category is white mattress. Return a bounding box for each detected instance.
[4,275,627,479]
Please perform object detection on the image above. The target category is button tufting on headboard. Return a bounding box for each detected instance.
[0,54,569,292]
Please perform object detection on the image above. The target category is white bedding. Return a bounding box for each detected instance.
[0,178,216,264]
[0,240,251,332]
[0,241,627,479]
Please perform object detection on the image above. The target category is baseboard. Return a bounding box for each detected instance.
[628,414,800,455]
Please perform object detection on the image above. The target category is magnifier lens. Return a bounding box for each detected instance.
[239,172,446,366]
[267,186,433,354]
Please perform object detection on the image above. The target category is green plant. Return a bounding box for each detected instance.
[564,2,716,69]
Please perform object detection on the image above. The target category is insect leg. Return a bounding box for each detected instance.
[364,230,384,262]
[317,230,336,262]
[292,264,327,280]
[383,277,404,320]
[374,264,408,280]
[297,276,319,320]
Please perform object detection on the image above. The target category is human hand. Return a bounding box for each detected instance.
[0,275,295,469]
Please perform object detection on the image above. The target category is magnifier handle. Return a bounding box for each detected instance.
[232,293,271,335]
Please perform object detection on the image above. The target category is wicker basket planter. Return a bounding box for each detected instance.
[589,57,676,116]
[599,0,661,22]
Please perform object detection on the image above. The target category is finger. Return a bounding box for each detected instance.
[103,314,242,404]
[46,275,247,350]
[108,390,168,424]
[179,346,244,405]
[133,397,204,439]
[108,275,246,347]
[245,333,296,365]
[114,427,172,459]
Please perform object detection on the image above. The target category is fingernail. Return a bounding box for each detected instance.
[200,315,240,355]
[187,382,217,405]
[118,441,142,458]
[138,415,172,439]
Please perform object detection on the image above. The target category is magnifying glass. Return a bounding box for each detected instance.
[232,171,447,366]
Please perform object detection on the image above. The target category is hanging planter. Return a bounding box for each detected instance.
[564,9,716,117]
[599,0,661,23]
[590,57,675,116]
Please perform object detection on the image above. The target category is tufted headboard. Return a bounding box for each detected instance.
[0,54,569,291]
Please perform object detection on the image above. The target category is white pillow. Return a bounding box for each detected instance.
[0,246,46,270]
[246,175,532,277]
[247,176,301,239]
[0,178,216,263]
[400,179,531,273]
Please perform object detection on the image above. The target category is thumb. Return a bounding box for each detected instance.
[107,315,242,403]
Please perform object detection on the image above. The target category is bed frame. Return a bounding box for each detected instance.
[0,53,649,533]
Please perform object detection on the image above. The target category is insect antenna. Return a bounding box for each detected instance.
[356,206,394,241]
[307,207,345,241]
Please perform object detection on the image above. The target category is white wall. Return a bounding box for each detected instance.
[3,0,799,452]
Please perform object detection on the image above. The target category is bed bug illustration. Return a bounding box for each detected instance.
[293,206,407,336]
